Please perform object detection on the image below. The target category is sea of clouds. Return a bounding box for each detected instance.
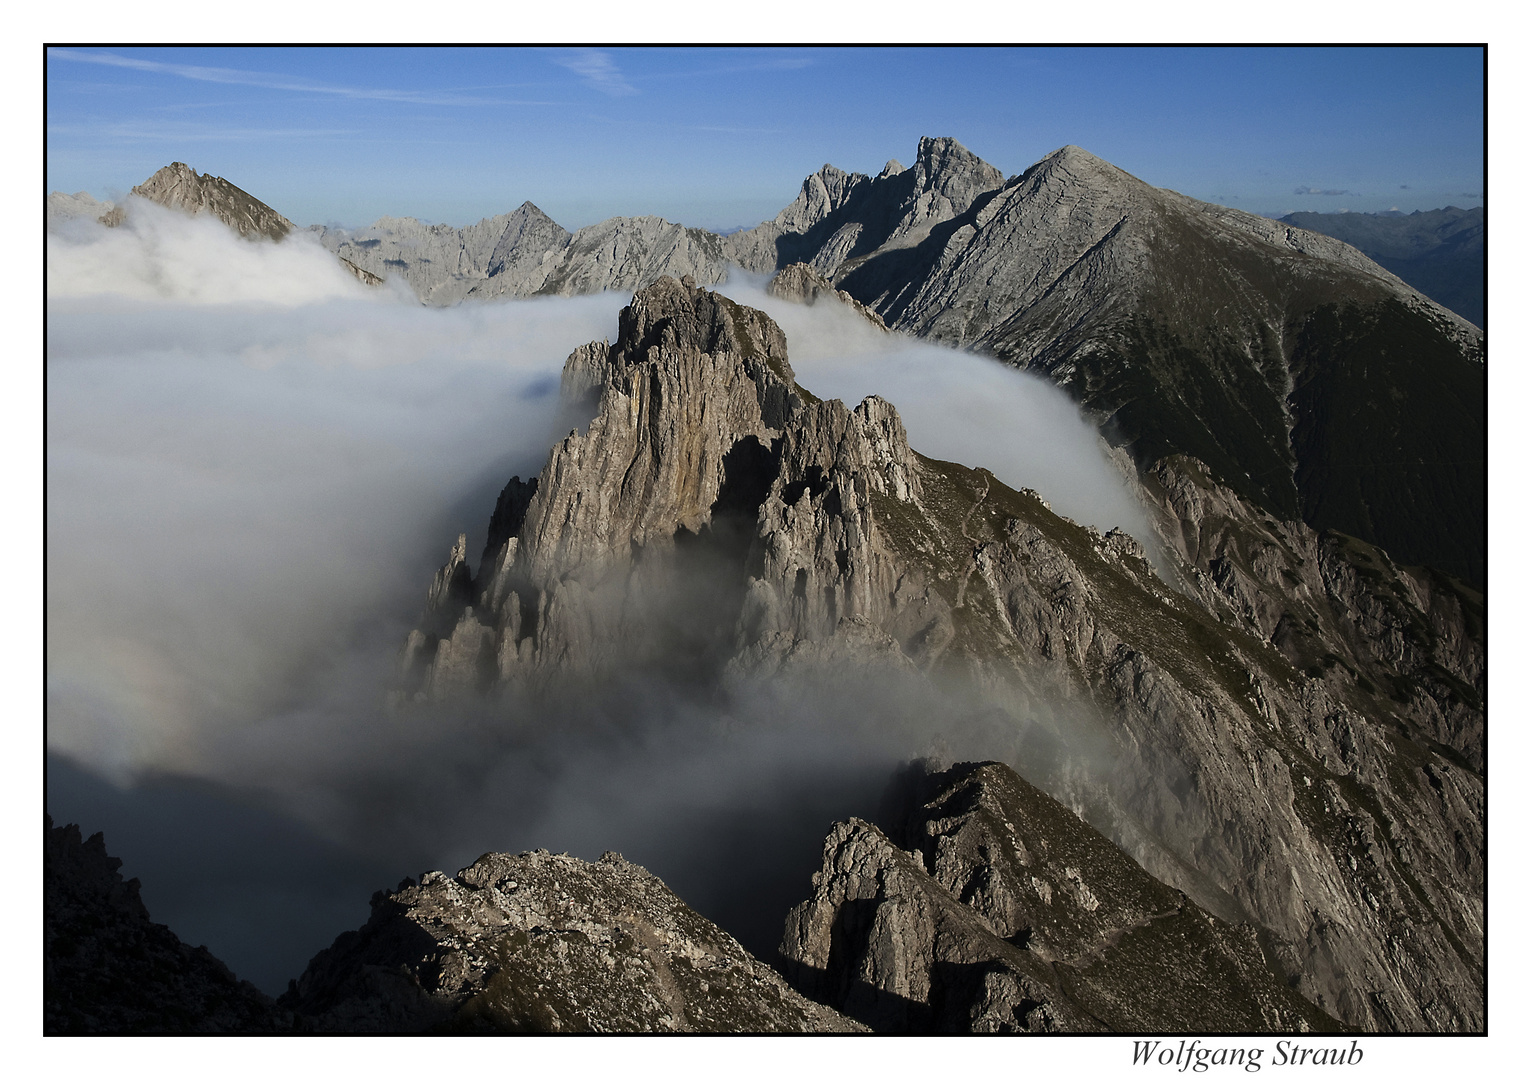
[46,205,1147,991]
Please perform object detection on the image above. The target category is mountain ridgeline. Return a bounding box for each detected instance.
[58,142,1485,588]
[76,140,1480,587]
[46,140,1486,1034]
[395,277,1482,1033]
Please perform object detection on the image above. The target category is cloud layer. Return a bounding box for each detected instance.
[723,277,1156,548]
[47,215,1141,991]
[48,209,623,786]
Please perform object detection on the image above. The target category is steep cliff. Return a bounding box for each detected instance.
[781,761,1341,1032]
[401,279,1482,1032]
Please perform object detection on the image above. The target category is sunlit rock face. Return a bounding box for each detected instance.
[404,275,940,693]
[280,847,864,1033]
[397,279,1481,1032]
[127,161,296,241]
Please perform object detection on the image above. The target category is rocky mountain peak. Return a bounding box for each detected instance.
[913,135,1005,203]
[770,162,869,235]
[130,161,294,241]
[1037,143,1117,173]
[616,274,796,381]
[1005,143,1147,214]
[401,277,937,694]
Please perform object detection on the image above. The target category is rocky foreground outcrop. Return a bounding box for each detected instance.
[782,761,1340,1033]
[44,816,294,1033]
[281,847,863,1032]
[404,279,1482,1032]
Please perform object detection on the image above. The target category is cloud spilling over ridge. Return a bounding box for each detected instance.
[720,276,1156,552]
[48,209,625,786]
[47,198,388,305]
[47,216,1130,989]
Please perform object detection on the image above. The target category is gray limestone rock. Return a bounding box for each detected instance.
[767,262,888,329]
[401,277,1482,1033]
[312,208,552,306]
[46,190,116,226]
[533,216,732,297]
[724,136,1004,280]
[127,161,295,241]
[281,848,863,1032]
[316,207,732,306]
[314,202,573,304]
[781,816,1096,1032]
[781,761,1341,1032]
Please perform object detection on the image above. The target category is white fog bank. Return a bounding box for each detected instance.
[46,215,1146,988]
[722,277,1156,552]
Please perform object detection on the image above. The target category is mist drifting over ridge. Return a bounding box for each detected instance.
[720,275,1156,550]
[47,208,1149,990]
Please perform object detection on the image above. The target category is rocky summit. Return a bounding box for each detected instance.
[124,161,295,241]
[281,847,862,1032]
[403,279,1481,1033]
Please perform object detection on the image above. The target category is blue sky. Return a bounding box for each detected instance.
[46,46,1485,231]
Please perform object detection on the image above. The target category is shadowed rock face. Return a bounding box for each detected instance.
[1279,208,1484,329]
[44,816,294,1033]
[780,761,1342,1033]
[402,281,1481,1032]
[767,261,888,329]
[755,142,1483,588]
[281,848,864,1032]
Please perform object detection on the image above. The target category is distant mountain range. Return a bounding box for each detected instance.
[51,143,1485,587]
[1278,207,1483,330]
